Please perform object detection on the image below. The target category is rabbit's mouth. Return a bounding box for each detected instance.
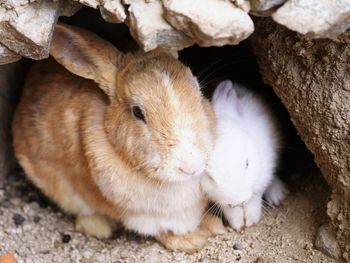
[178,166,205,177]
[227,201,246,208]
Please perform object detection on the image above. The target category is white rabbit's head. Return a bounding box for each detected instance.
[202,80,261,208]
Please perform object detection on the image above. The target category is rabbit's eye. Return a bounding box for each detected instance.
[246,160,249,168]
[132,106,146,123]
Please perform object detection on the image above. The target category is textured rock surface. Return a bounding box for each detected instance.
[231,0,251,13]
[249,0,285,15]
[1,0,350,61]
[0,45,21,66]
[126,0,193,51]
[0,0,60,60]
[163,0,254,47]
[273,0,350,38]
[99,0,126,23]
[78,0,126,23]
[251,18,350,260]
[315,224,341,259]
[59,0,82,17]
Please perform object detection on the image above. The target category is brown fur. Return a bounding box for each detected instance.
[13,23,221,252]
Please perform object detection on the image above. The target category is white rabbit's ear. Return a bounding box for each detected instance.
[212,80,243,117]
[213,80,234,102]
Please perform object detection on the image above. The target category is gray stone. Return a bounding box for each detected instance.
[126,0,193,51]
[0,44,21,65]
[163,0,254,47]
[249,0,285,13]
[232,0,251,12]
[315,224,341,259]
[102,0,126,23]
[272,0,350,38]
[59,0,82,17]
[0,0,60,60]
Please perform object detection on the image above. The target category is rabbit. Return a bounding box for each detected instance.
[201,80,288,231]
[12,23,225,253]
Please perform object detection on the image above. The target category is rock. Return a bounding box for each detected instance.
[10,197,21,207]
[13,213,26,226]
[163,0,254,47]
[0,0,60,60]
[249,0,285,14]
[99,0,126,23]
[233,243,244,250]
[126,0,193,51]
[254,257,273,263]
[272,0,350,38]
[251,17,350,261]
[62,234,71,243]
[232,0,251,13]
[59,0,82,17]
[0,45,21,65]
[33,216,41,223]
[77,0,100,8]
[315,224,341,259]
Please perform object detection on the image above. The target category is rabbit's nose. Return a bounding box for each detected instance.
[174,143,206,176]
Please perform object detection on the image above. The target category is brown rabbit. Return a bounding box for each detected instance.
[12,23,225,253]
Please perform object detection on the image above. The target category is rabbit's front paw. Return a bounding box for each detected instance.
[244,198,262,227]
[264,177,289,206]
[224,206,245,231]
[225,196,262,231]
[76,214,113,239]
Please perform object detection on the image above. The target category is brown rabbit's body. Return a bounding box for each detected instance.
[13,24,224,252]
[14,60,118,218]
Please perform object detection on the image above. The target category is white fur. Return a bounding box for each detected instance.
[202,80,287,230]
[264,176,289,206]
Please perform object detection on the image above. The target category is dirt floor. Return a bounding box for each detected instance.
[0,166,335,263]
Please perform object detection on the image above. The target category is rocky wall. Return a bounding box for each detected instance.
[251,18,350,261]
[0,0,349,64]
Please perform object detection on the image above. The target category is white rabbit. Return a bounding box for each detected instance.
[201,80,288,231]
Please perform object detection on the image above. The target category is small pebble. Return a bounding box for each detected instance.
[0,209,3,215]
[10,197,22,206]
[13,213,26,226]
[255,257,273,263]
[1,199,11,208]
[233,243,244,250]
[62,234,71,243]
[33,215,41,223]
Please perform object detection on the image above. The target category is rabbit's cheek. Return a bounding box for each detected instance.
[147,149,162,168]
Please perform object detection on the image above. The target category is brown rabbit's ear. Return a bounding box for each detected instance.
[50,23,123,97]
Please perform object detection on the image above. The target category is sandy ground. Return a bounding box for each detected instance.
[0,168,335,263]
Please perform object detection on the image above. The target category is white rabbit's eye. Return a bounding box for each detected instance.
[132,106,146,123]
[246,160,249,168]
